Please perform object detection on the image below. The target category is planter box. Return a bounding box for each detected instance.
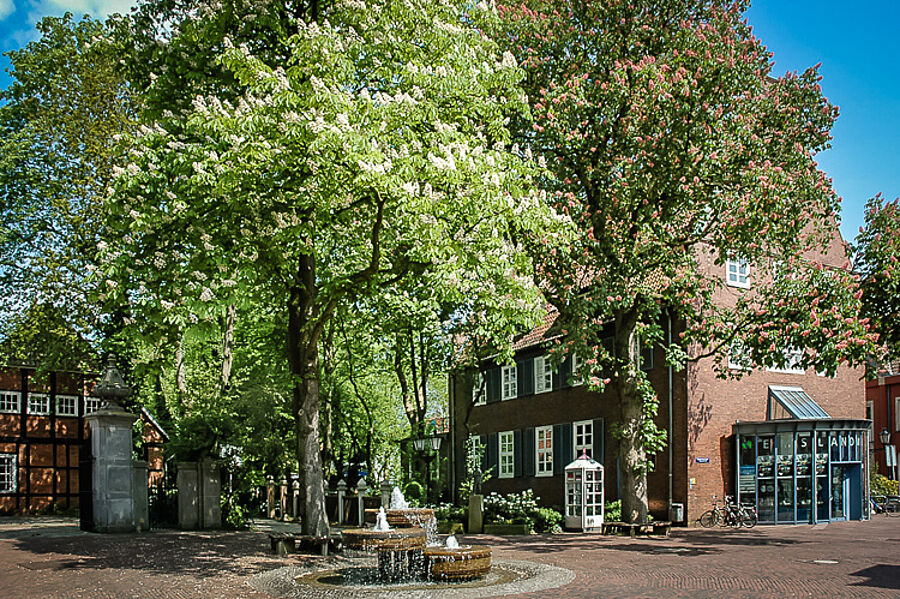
[437,521,465,534]
[483,523,531,535]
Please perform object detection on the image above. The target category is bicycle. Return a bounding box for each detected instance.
[699,495,756,528]
[871,495,900,517]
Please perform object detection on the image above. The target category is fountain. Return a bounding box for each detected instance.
[340,487,491,582]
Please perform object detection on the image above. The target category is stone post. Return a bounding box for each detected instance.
[468,494,484,534]
[199,458,221,529]
[380,480,392,508]
[357,478,368,526]
[177,462,200,529]
[266,476,276,519]
[292,479,300,522]
[85,354,139,533]
[336,479,347,524]
[280,476,288,521]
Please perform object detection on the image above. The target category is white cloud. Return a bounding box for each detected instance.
[0,0,14,21]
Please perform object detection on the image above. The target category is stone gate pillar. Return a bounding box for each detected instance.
[85,356,139,533]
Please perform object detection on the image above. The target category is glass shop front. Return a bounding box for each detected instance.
[734,421,870,524]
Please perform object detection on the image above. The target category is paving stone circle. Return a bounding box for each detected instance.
[248,558,575,598]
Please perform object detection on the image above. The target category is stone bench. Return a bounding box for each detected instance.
[268,533,337,556]
[602,521,672,537]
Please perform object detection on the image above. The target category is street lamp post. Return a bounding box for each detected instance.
[881,428,897,483]
[412,435,442,503]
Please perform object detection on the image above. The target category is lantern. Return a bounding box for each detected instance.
[564,451,604,531]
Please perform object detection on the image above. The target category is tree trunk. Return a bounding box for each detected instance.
[614,310,649,524]
[218,303,235,396]
[287,254,329,537]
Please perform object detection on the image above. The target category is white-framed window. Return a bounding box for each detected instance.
[27,393,50,415]
[728,337,752,371]
[56,395,78,417]
[501,365,517,400]
[766,347,804,375]
[535,426,553,476]
[896,397,900,433]
[84,396,103,414]
[726,255,750,288]
[467,435,484,474]
[640,340,654,371]
[570,353,584,386]
[534,356,554,394]
[574,420,593,459]
[0,392,20,414]
[0,453,16,493]
[473,372,486,406]
[498,431,514,478]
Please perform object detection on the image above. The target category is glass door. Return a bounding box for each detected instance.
[831,465,847,521]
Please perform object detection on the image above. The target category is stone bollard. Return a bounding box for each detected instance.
[336,479,347,524]
[280,477,288,521]
[266,476,276,519]
[292,479,300,521]
[380,480,392,508]
[357,478,368,526]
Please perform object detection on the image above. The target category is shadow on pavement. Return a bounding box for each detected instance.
[672,530,805,547]
[848,564,900,590]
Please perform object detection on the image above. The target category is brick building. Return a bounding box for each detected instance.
[449,238,870,526]
[0,364,167,514]
[865,360,900,480]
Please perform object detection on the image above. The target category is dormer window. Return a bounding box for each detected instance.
[726,255,750,288]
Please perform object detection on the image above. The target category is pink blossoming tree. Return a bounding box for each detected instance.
[496,0,879,523]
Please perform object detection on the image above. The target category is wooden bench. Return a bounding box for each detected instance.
[602,521,672,537]
[268,533,337,556]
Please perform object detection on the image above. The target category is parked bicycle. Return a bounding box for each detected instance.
[871,495,900,517]
[699,495,757,528]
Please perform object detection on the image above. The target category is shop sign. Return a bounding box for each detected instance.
[695,457,710,463]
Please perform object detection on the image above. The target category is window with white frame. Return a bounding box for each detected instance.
[571,353,584,386]
[84,397,102,414]
[501,365,517,400]
[573,420,593,459]
[498,431,514,478]
[56,395,78,417]
[473,372,486,406]
[534,356,554,394]
[896,397,900,432]
[0,392,20,414]
[640,340,654,371]
[0,453,16,493]
[467,435,484,474]
[728,337,752,371]
[27,393,50,415]
[726,255,750,288]
[535,426,553,476]
[766,347,804,374]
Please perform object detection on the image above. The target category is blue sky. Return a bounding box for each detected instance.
[1,0,897,243]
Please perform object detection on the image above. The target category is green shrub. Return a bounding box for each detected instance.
[534,507,563,533]
[871,472,899,496]
[605,500,621,522]
[483,490,540,531]
[403,480,424,504]
[431,502,467,522]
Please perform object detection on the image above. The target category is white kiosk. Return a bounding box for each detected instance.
[564,451,604,531]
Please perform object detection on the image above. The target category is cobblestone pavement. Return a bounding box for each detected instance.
[1,515,898,599]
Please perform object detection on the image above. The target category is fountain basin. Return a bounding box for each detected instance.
[341,527,426,552]
[424,544,492,581]
[364,508,435,528]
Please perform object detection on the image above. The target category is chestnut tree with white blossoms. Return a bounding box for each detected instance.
[101,0,566,535]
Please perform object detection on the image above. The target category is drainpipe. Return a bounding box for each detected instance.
[667,309,674,518]
[448,372,456,502]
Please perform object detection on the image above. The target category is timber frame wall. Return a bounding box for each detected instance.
[0,366,93,514]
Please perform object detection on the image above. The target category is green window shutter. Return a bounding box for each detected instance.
[486,366,501,403]
[552,424,566,474]
[517,358,534,396]
[523,427,535,477]
[558,355,572,389]
[513,429,523,477]
[486,432,499,478]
